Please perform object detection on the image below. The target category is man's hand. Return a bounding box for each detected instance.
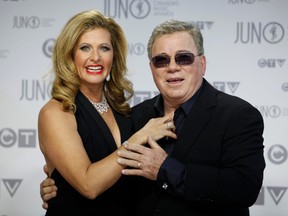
[117,136,168,180]
[40,165,57,209]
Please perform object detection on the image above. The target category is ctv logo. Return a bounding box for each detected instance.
[0,179,23,197]
[255,186,287,205]
[0,128,36,148]
[212,81,240,94]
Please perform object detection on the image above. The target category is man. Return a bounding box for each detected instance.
[40,20,265,216]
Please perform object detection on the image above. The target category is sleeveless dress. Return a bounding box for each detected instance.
[45,91,136,216]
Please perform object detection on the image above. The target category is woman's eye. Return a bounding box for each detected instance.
[80,45,91,52]
[100,45,111,52]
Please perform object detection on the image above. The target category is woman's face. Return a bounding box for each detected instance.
[73,28,114,91]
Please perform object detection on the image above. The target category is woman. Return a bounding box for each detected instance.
[38,10,176,215]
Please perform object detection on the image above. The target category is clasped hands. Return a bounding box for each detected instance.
[117,117,176,181]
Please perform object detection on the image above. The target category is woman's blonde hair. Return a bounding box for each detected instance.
[51,10,133,115]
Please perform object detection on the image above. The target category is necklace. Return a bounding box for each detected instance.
[89,94,109,115]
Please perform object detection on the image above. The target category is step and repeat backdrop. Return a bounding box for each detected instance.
[0,0,287,215]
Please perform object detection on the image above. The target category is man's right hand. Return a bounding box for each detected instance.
[40,165,57,209]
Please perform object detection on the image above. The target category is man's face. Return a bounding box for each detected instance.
[149,31,206,106]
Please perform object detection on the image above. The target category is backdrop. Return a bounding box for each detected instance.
[0,0,287,215]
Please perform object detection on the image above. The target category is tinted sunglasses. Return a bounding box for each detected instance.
[151,52,201,68]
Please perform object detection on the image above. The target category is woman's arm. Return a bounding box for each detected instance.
[38,99,176,200]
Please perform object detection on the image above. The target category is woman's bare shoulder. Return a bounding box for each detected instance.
[38,99,73,122]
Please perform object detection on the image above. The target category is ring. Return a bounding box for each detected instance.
[167,121,173,130]
[137,162,141,168]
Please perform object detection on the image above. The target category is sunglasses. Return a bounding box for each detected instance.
[151,52,201,68]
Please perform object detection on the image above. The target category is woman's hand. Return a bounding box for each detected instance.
[128,116,177,145]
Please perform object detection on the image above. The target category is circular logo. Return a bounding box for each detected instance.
[29,16,40,28]
[130,0,151,19]
[258,59,266,68]
[268,105,281,118]
[43,39,55,58]
[131,43,145,55]
[268,144,287,164]
[0,128,17,147]
[282,83,288,92]
[263,22,285,44]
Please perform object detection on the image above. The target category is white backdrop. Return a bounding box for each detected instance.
[0,0,287,216]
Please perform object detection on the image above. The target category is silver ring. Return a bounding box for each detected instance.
[137,162,141,168]
[167,121,173,130]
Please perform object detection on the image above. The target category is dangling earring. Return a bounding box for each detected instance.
[106,66,112,82]
[106,73,111,81]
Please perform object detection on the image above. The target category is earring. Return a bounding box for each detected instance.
[106,73,111,81]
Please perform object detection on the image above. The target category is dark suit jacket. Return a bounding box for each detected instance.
[131,79,265,216]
